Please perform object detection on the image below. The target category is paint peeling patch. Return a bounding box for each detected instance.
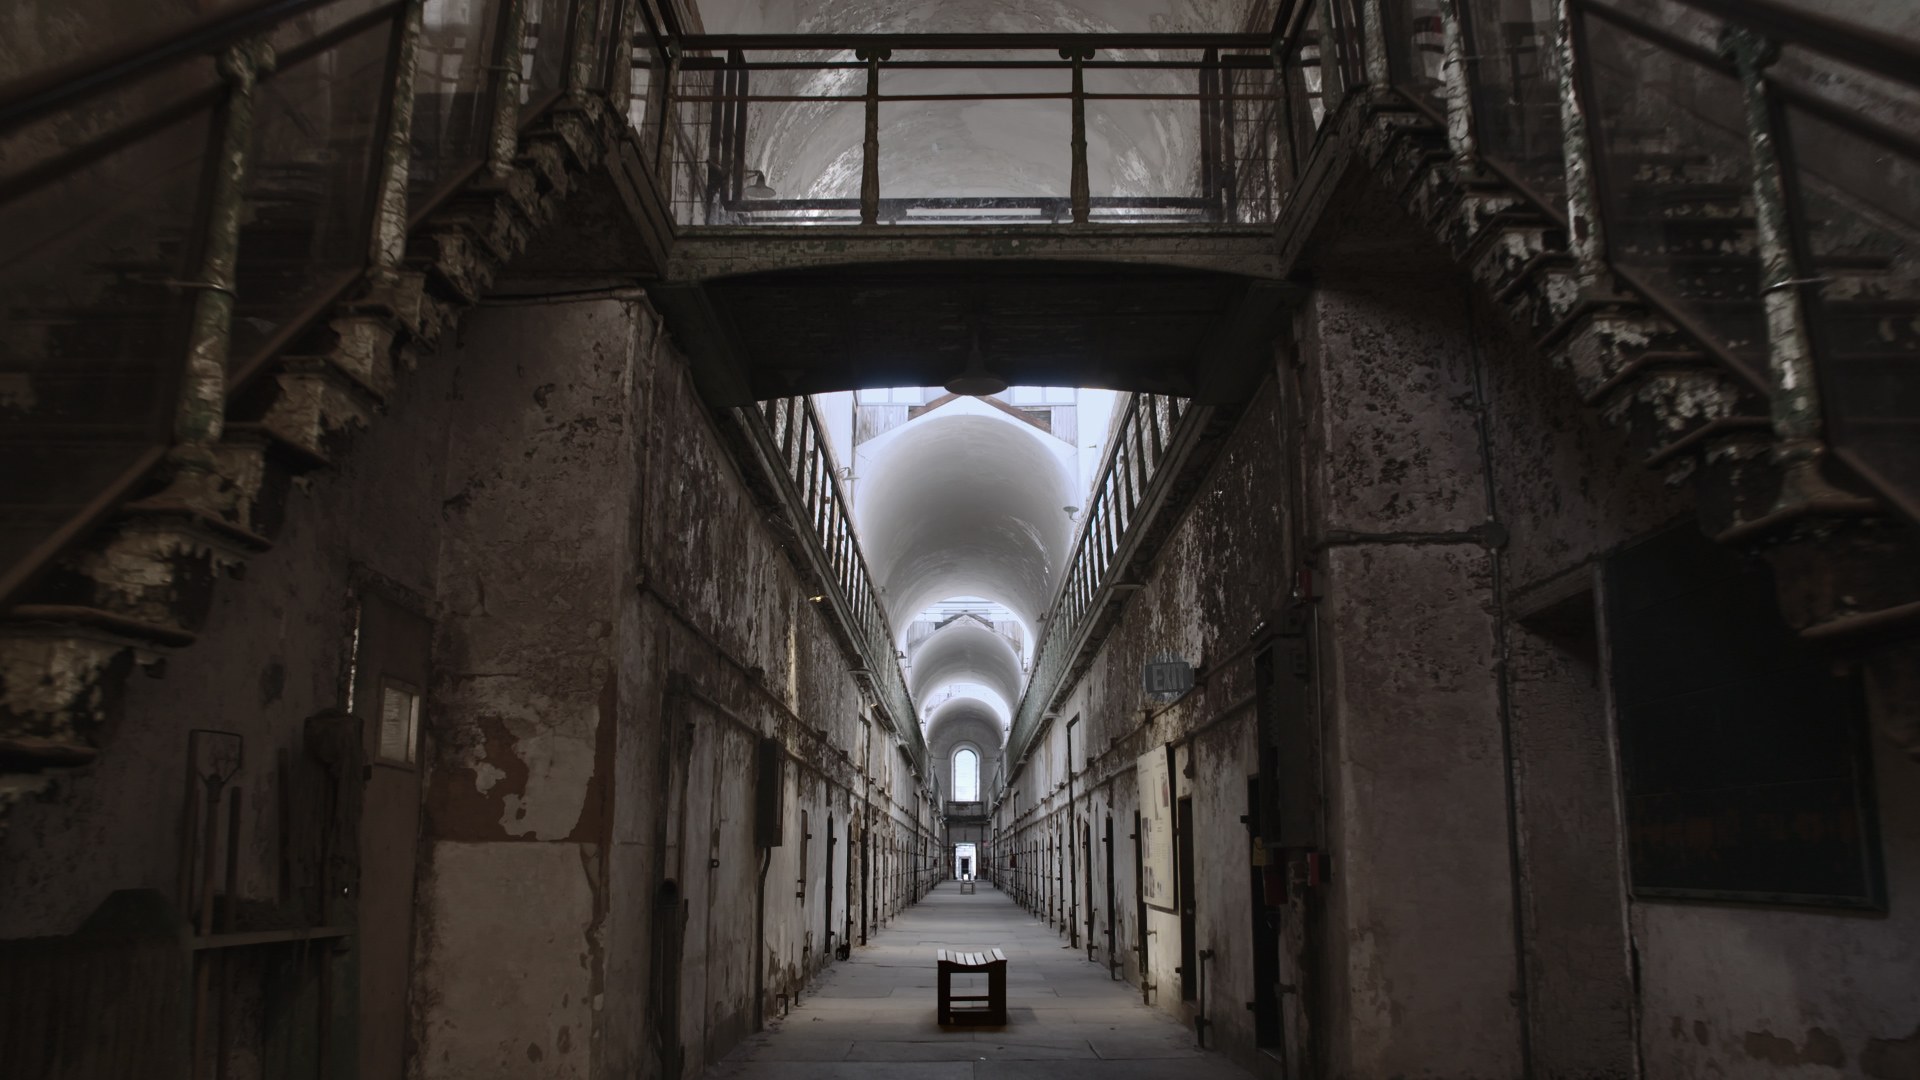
[1863,1022,1920,1080]
[1744,1027,1845,1069]
[425,711,529,842]
[561,678,616,843]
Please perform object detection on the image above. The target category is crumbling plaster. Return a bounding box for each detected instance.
[0,287,938,1080]
[992,159,1919,1080]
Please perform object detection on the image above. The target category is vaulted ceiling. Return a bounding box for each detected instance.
[908,618,1026,719]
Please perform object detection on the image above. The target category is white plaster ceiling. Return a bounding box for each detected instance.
[925,696,1007,757]
[692,0,1264,203]
[856,410,1074,642]
[907,617,1026,718]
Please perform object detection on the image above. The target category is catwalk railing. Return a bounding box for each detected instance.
[1001,393,1208,782]
[0,0,1373,609]
[1383,0,1920,520]
[8,0,1913,741]
[630,22,1363,227]
[736,395,929,776]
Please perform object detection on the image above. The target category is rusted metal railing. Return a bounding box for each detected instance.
[1001,393,1206,781]
[1384,0,1920,521]
[738,396,930,777]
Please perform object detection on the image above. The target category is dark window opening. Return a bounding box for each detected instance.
[1605,525,1884,909]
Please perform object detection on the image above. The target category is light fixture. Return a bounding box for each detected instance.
[944,327,1008,397]
[1063,506,1079,516]
[743,170,777,198]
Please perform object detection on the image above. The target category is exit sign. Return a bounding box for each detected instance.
[1142,655,1194,703]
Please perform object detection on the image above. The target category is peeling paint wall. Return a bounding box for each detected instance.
[415,294,940,1080]
[992,171,1918,1080]
[0,289,938,1080]
[994,372,1294,1068]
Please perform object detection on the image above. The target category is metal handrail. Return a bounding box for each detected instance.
[652,27,1300,228]
[674,33,1278,51]
[0,0,348,134]
[745,397,929,774]
[1000,394,1202,789]
[1668,0,1920,87]
[1388,0,1920,524]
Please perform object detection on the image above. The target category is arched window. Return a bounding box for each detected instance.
[953,748,979,801]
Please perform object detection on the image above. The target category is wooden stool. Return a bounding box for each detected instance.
[935,948,1007,1025]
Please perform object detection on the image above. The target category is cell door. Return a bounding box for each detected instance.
[1248,778,1285,1048]
[351,591,432,1080]
[1103,815,1116,974]
[1132,811,1149,1000]
[1177,796,1197,1001]
[824,815,836,956]
[1082,820,1094,960]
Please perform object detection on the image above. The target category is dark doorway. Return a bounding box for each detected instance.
[351,591,432,1080]
[859,825,870,945]
[1104,814,1117,977]
[825,816,836,958]
[1132,810,1148,1003]
[648,879,684,1076]
[1248,778,1284,1047]
[1177,795,1197,1001]
[1083,819,1096,960]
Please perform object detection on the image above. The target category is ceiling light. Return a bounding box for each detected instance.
[944,329,1008,397]
[744,170,777,198]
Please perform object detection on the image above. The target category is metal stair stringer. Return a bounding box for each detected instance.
[0,94,654,814]
[1348,92,1920,647]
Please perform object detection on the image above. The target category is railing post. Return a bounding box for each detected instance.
[857,46,890,225]
[1271,36,1298,194]
[656,42,681,185]
[368,0,425,289]
[1554,0,1607,293]
[172,38,275,500]
[608,0,638,112]
[1199,47,1218,215]
[565,0,601,102]
[1718,27,1863,515]
[729,48,749,203]
[487,0,530,177]
[1437,0,1477,167]
[1362,0,1390,86]
[1062,45,1094,224]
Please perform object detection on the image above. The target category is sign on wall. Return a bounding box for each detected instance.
[1138,747,1176,913]
[1142,653,1194,704]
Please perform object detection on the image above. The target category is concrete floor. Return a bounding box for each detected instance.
[711,881,1259,1080]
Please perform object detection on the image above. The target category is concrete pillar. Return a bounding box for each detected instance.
[1299,276,1525,1079]
[415,296,646,1076]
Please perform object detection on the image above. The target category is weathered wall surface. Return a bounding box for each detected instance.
[412,297,642,1078]
[1631,731,1920,1080]
[416,294,939,1080]
[992,163,1919,1080]
[0,291,937,1080]
[995,375,1293,1069]
[1298,274,1525,1080]
[0,337,455,942]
